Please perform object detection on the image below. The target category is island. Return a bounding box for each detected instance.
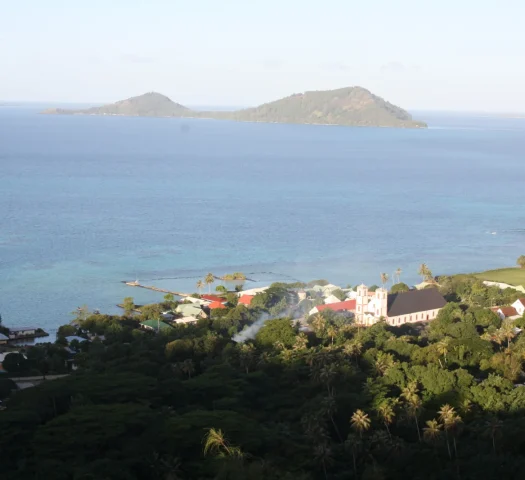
[41,87,427,128]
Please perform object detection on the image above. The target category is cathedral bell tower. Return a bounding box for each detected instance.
[356,284,368,323]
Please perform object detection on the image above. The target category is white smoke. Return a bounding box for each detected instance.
[232,312,271,343]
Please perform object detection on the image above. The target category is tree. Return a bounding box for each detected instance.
[2,353,29,373]
[484,417,503,453]
[391,282,410,294]
[215,285,227,293]
[436,337,451,366]
[255,318,296,349]
[395,268,402,284]
[376,399,397,437]
[203,428,243,458]
[122,297,135,316]
[517,255,525,269]
[344,340,363,365]
[350,409,371,438]
[499,319,516,349]
[418,263,433,281]
[196,280,204,293]
[438,404,462,459]
[423,419,442,444]
[380,273,389,288]
[401,381,422,441]
[205,273,215,293]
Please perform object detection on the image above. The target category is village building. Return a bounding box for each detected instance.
[238,295,254,306]
[491,306,519,320]
[309,299,356,315]
[207,301,226,310]
[355,284,447,326]
[176,303,206,318]
[201,294,226,303]
[511,298,525,317]
[140,319,174,332]
[6,326,37,339]
[0,333,8,345]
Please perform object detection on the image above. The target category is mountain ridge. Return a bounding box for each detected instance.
[41,88,427,128]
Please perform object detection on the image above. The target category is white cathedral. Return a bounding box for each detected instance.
[355,284,447,327]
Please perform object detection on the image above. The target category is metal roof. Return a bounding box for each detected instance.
[387,289,446,317]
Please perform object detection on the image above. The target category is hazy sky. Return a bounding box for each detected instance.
[2,0,524,111]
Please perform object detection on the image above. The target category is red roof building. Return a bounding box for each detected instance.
[316,300,356,313]
[238,295,254,306]
[208,301,227,310]
[201,294,225,303]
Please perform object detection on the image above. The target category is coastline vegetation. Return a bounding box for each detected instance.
[2,271,525,478]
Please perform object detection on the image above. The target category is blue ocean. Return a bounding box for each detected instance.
[1,106,524,336]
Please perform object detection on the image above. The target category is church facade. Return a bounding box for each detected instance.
[355,284,447,326]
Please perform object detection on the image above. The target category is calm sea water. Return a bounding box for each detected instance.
[1,107,524,335]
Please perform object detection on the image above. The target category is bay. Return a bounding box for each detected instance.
[0,106,524,336]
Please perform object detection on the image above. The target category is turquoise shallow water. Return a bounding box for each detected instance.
[0,107,524,335]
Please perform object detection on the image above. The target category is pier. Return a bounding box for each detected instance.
[123,281,191,298]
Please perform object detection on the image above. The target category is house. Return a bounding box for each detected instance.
[309,300,356,315]
[176,303,206,318]
[173,316,199,325]
[140,319,174,332]
[324,294,341,305]
[512,299,525,316]
[355,284,447,326]
[0,333,8,345]
[237,286,269,297]
[238,295,254,306]
[6,326,37,339]
[208,301,226,310]
[491,306,519,320]
[201,294,226,303]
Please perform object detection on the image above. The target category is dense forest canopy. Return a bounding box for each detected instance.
[2,274,525,479]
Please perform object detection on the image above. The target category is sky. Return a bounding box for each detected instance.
[1,0,524,112]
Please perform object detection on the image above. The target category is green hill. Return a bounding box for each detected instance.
[41,87,427,128]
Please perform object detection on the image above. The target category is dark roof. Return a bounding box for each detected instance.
[387,289,446,317]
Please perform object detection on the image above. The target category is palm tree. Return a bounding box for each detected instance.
[179,359,195,379]
[196,280,204,293]
[205,273,215,293]
[374,351,395,376]
[293,332,308,351]
[350,409,371,438]
[321,394,343,443]
[438,404,462,459]
[418,263,433,281]
[380,273,389,288]
[500,319,516,349]
[423,419,442,443]
[239,343,256,374]
[311,313,326,336]
[326,325,337,346]
[376,399,397,438]
[313,442,334,480]
[401,382,422,441]
[319,363,338,395]
[395,268,402,284]
[344,340,363,366]
[484,417,503,454]
[203,428,243,458]
[436,337,450,366]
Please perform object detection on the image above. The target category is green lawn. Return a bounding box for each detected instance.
[474,268,525,287]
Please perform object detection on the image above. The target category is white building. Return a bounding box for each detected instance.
[355,284,446,327]
[512,298,525,317]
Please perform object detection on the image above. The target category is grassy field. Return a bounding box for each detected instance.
[474,268,525,287]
